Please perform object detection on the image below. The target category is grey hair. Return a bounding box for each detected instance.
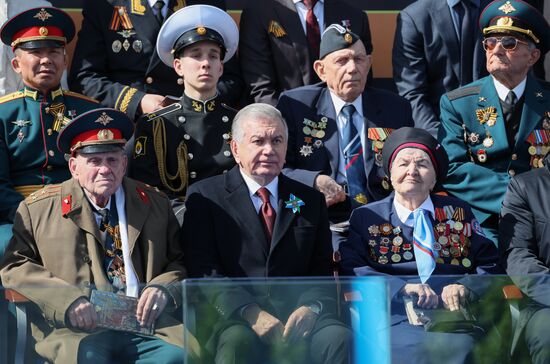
[231,103,288,142]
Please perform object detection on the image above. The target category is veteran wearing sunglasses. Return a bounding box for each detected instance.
[437,0,550,244]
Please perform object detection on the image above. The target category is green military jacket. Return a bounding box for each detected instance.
[0,85,99,223]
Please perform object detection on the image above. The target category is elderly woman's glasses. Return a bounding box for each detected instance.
[482,36,529,51]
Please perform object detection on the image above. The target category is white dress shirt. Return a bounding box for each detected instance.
[240,170,280,214]
[393,195,435,227]
[492,75,527,103]
[292,0,325,35]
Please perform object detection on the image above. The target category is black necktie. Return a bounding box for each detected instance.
[458,0,475,85]
[153,0,165,25]
[503,91,519,145]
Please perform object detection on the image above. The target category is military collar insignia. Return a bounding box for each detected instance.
[498,1,516,14]
[95,111,114,126]
[476,106,497,127]
[34,8,53,21]
[136,187,149,203]
[285,194,305,213]
[478,97,487,103]
[268,20,286,38]
[50,87,63,101]
[185,94,217,113]
[11,120,32,127]
[62,194,72,216]
[23,87,38,100]
[536,91,543,98]
[354,193,368,205]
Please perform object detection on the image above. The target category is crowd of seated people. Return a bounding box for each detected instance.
[0,0,549,363]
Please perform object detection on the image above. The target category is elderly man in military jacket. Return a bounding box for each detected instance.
[438,0,550,244]
[129,5,238,210]
[0,7,99,249]
[1,108,200,363]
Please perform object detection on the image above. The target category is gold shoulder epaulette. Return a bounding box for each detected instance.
[0,91,25,104]
[62,90,99,103]
[145,102,182,121]
[25,184,62,204]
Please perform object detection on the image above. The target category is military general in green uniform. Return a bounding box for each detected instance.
[0,7,99,251]
[438,0,550,244]
[129,5,239,210]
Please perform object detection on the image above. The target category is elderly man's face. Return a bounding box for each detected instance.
[230,116,287,186]
[11,47,66,94]
[314,40,371,102]
[69,150,127,207]
[485,35,540,83]
[390,148,436,200]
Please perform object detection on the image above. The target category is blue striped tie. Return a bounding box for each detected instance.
[341,104,367,207]
[412,209,437,283]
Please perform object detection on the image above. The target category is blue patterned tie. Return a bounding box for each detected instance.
[341,104,367,207]
[101,200,126,292]
[412,209,437,283]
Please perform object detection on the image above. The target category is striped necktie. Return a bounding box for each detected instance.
[341,104,367,207]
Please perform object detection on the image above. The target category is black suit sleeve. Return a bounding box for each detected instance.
[500,177,550,307]
[392,10,439,135]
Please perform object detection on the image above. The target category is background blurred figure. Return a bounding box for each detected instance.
[278,24,413,250]
[239,0,372,105]
[393,0,492,136]
[500,152,550,364]
[69,0,243,121]
[438,0,550,244]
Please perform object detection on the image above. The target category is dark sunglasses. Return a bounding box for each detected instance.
[482,36,529,51]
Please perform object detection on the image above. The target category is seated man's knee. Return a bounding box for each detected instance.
[216,324,262,364]
[310,324,352,364]
[525,308,550,364]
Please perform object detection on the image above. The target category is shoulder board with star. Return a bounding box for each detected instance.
[62,90,100,103]
[25,184,62,204]
[0,91,25,104]
[446,86,481,101]
[145,103,183,121]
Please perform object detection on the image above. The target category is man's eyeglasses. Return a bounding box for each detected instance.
[482,36,529,51]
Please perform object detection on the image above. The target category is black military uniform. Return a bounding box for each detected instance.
[68,0,243,121]
[129,94,236,198]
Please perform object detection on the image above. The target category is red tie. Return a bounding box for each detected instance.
[303,0,320,59]
[257,187,276,243]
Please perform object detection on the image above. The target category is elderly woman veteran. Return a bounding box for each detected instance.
[340,127,500,363]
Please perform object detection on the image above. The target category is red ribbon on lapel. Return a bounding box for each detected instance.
[136,187,149,203]
[61,194,72,216]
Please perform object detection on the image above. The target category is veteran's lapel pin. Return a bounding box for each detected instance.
[268,20,286,38]
[285,194,305,213]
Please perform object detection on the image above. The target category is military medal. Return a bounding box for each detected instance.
[380,237,391,245]
[112,40,122,53]
[381,177,390,191]
[391,254,401,263]
[468,132,480,144]
[123,39,130,51]
[450,258,460,265]
[482,132,494,148]
[314,140,323,148]
[354,193,368,205]
[17,130,25,142]
[461,258,472,268]
[403,251,413,260]
[477,149,487,163]
[368,239,376,247]
[368,225,380,236]
[380,223,392,236]
[299,145,313,157]
[378,255,389,264]
[303,126,312,135]
[392,236,403,246]
[476,106,497,126]
[132,39,143,52]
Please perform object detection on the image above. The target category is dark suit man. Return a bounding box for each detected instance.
[183,103,351,364]
[500,152,550,363]
[69,0,243,120]
[438,0,550,244]
[0,108,200,363]
[393,0,491,135]
[277,24,413,248]
[239,0,373,105]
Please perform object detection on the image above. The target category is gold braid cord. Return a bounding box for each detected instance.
[153,118,188,193]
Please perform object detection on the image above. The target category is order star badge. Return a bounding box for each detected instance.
[300,145,313,157]
[285,194,305,213]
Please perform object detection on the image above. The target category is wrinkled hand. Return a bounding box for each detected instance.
[140,94,165,114]
[314,175,346,206]
[243,304,284,345]
[67,297,97,331]
[283,306,318,343]
[401,283,439,309]
[441,284,469,311]
[136,287,167,328]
